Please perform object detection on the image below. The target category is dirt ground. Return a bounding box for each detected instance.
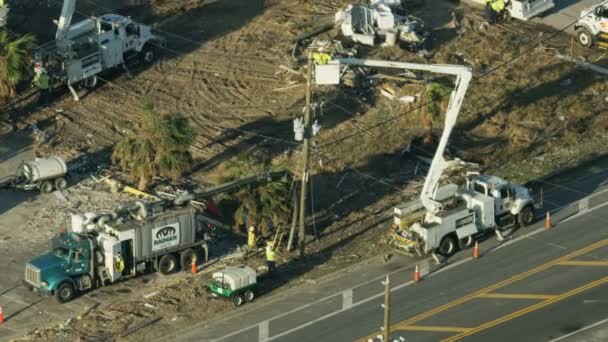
[3,0,608,340]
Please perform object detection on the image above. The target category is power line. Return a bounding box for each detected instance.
[3,25,300,148]
[76,0,280,66]
[316,11,598,149]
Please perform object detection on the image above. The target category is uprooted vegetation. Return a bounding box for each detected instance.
[5,0,608,340]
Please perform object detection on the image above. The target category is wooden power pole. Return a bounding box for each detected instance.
[298,50,313,258]
[383,275,391,342]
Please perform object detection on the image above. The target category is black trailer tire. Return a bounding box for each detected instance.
[437,234,457,258]
[518,206,535,227]
[40,180,54,194]
[458,236,474,250]
[244,290,255,302]
[232,293,244,307]
[83,75,98,89]
[180,249,198,272]
[140,44,156,64]
[55,282,76,303]
[577,28,594,48]
[54,177,68,190]
[157,254,178,275]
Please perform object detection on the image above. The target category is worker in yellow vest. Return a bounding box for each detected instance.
[266,241,277,274]
[248,226,256,249]
[312,52,332,65]
[485,0,506,25]
[34,69,51,106]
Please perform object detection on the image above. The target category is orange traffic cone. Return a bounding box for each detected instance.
[413,264,421,283]
[545,211,552,230]
[191,255,197,274]
[0,304,4,324]
[473,241,480,259]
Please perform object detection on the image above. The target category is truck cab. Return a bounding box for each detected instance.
[575,2,608,48]
[96,14,160,66]
[24,232,94,302]
[466,174,534,226]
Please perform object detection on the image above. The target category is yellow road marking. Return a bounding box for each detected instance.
[395,325,471,333]
[476,293,556,300]
[557,260,608,267]
[356,239,608,342]
[442,276,608,341]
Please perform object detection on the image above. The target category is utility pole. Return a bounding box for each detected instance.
[298,50,313,258]
[286,189,298,251]
[383,275,391,342]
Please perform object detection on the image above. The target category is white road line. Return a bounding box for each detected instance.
[259,321,269,342]
[548,316,608,342]
[562,200,608,224]
[342,290,353,310]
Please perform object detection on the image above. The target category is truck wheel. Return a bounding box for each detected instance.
[140,45,156,64]
[55,282,76,303]
[54,177,68,190]
[157,254,178,275]
[437,235,457,258]
[458,236,474,250]
[244,290,255,302]
[180,249,199,272]
[577,28,594,48]
[40,180,54,194]
[83,75,98,89]
[518,206,534,227]
[232,293,244,307]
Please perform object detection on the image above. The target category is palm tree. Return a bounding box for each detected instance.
[223,153,291,235]
[0,30,36,100]
[421,80,454,145]
[112,102,193,190]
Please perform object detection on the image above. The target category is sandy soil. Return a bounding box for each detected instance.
[3,0,608,340]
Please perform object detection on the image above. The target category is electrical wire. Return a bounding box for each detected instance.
[316,8,601,149]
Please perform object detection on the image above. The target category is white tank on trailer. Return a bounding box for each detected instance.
[19,156,68,182]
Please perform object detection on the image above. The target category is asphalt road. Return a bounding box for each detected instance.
[177,162,608,342]
[271,204,608,342]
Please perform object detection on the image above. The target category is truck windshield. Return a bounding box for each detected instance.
[53,247,70,258]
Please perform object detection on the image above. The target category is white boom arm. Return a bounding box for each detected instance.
[336,58,472,214]
[55,0,76,42]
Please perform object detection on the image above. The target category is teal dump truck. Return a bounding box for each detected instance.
[24,201,214,302]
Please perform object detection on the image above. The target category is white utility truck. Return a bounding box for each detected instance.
[574,0,608,49]
[318,57,537,258]
[505,0,555,21]
[34,0,165,101]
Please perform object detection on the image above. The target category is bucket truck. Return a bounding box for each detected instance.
[320,57,537,258]
[33,0,165,101]
[574,1,608,49]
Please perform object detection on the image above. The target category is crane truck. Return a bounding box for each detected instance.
[574,0,608,50]
[322,57,537,258]
[34,0,165,101]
